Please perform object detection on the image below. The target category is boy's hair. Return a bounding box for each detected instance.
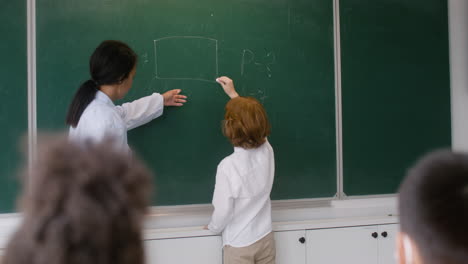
[3,136,152,264]
[399,150,468,264]
[223,97,271,149]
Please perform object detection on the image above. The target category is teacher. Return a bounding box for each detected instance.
[66,40,186,150]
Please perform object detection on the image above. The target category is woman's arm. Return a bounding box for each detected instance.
[115,93,164,130]
[116,89,187,130]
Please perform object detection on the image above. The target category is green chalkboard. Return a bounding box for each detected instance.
[36,0,337,205]
[0,0,27,213]
[341,0,451,196]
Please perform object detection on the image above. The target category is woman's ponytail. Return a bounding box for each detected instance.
[65,80,98,127]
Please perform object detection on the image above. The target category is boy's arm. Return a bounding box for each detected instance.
[207,170,234,234]
[216,76,239,99]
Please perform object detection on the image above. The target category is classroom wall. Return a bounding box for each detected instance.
[449,0,468,152]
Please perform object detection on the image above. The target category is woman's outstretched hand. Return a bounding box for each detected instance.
[162,89,187,106]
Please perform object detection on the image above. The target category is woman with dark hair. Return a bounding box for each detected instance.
[2,136,152,264]
[66,40,186,150]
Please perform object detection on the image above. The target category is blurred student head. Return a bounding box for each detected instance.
[3,136,152,264]
[397,150,468,264]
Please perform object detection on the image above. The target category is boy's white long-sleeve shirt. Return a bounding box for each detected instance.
[208,140,275,247]
[69,90,164,150]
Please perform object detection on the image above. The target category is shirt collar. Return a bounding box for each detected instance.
[234,146,247,153]
[95,90,115,106]
[233,139,268,152]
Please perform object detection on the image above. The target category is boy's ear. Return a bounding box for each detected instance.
[396,232,406,264]
[396,231,417,264]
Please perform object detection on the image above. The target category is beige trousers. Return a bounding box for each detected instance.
[223,232,276,264]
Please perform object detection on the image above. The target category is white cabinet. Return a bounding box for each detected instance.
[145,235,222,264]
[378,224,398,264]
[143,224,398,264]
[307,225,378,264]
[144,231,309,264]
[306,224,398,264]
[275,230,306,264]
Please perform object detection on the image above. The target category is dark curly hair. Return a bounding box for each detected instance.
[3,136,152,264]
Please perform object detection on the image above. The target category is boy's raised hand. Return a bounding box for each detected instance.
[216,76,239,99]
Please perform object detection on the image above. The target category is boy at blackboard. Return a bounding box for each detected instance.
[2,136,151,264]
[397,150,468,264]
[205,76,276,264]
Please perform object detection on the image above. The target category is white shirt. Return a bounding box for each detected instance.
[208,140,275,247]
[69,90,164,150]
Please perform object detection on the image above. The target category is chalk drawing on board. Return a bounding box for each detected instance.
[240,49,277,103]
[153,36,218,83]
[241,49,276,78]
[265,52,276,78]
[241,49,254,76]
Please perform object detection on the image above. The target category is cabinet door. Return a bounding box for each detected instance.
[306,226,379,264]
[275,230,307,264]
[145,236,222,264]
[378,224,399,264]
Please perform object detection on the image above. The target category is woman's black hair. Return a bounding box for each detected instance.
[66,40,137,127]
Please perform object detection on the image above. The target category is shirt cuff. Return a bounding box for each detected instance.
[207,222,223,234]
[153,93,164,116]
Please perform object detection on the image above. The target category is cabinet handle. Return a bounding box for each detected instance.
[381,231,388,238]
[299,237,306,244]
[371,232,378,239]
